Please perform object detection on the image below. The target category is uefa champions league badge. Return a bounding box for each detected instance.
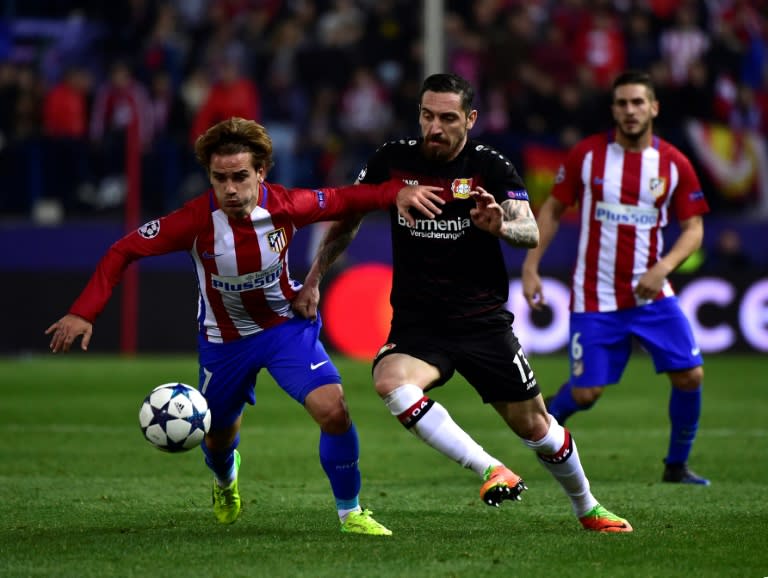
[138,220,160,239]
[313,189,327,208]
[506,189,529,201]
[555,164,566,184]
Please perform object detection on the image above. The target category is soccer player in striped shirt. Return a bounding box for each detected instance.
[523,70,710,485]
[46,117,444,534]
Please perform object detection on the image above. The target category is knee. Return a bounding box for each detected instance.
[205,422,240,451]
[571,386,603,406]
[305,384,351,433]
[670,366,704,391]
[517,412,550,441]
[315,401,351,434]
[373,378,396,399]
[499,399,550,440]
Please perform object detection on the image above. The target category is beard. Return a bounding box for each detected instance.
[421,135,461,162]
[617,119,652,144]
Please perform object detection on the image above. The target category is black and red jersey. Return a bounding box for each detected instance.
[358,138,529,332]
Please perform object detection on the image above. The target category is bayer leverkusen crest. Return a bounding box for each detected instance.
[451,178,473,199]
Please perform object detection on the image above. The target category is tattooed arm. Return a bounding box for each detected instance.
[291,214,364,320]
[469,187,539,248]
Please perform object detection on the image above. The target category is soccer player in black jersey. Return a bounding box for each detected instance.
[295,73,632,532]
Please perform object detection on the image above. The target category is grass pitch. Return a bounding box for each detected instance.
[1,353,766,577]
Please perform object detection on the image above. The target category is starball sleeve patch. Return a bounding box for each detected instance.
[138,220,160,239]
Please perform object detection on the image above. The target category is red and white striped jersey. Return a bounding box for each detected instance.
[70,180,401,343]
[552,130,709,313]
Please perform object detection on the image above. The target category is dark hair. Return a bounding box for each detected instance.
[194,117,274,173]
[419,73,475,115]
[612,70,656,101]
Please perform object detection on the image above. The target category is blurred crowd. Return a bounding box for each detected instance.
[0,0,766,221]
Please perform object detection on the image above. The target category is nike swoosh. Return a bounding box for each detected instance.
[202,251,223,259]
[310,361,329,370]
[691,348,701,356]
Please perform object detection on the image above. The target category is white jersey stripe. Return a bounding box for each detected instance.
[250,204,294,319]
[572,151,593,312]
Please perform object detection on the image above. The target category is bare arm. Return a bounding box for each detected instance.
[292,214,365,320]
[635,215,704,300]
[521,195,569,309]
[498,198,540,247]
[469,187,539,247]
[292,182,444,319]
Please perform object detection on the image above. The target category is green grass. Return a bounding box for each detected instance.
[1,354,766,577]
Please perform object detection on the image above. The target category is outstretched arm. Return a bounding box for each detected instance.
[294,181,444,227]
[292,182,445,319]
[396,184,444,226]
[469,187,539,247]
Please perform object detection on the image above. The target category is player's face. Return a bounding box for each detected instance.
[209,152,264,219]
[611,83,658,150]
[419,90,477,162]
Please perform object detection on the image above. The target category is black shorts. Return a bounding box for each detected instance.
[372,323,541,404]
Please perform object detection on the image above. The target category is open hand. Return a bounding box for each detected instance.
[469,187,503,235]
[45,314,93,353]
[396,185,445,226]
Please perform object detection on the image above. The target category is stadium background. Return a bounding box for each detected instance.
[1,0,766,356]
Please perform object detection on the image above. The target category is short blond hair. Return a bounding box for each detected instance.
[194,117,274,173]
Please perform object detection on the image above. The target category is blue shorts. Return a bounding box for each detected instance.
[568,297,703,387]
[196,315,341,430]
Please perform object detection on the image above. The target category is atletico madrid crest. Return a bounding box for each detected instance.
[267,228,287,253]
[649,177,666,199]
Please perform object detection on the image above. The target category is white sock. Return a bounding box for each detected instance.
[383,384,500,476]
[522,416,597,516]
[338,506,362,522]
[214,462,237,487]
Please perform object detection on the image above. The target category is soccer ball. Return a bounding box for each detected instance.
[139,383,211,452]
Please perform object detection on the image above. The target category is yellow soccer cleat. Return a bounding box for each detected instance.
[340,509,392,536]
[212,450,241,524]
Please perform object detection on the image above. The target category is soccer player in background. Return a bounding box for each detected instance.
[294,73,632,532]
[46,116,444,534]
[522,70,710,485]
